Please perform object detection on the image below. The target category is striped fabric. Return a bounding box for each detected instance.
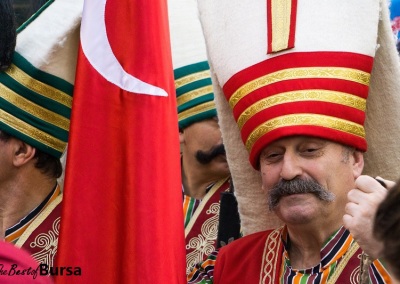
[0,0,79,159]
[187,250,218,284]
[183,194,201,228]
[222,52,372,169]
[280,226,391,283]
[187,226,392,283]
[0,51,73,158]
[5,184,61,244]
[175,61,217,129]
[0,53,73,158]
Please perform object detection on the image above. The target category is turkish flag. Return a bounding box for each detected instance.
[56,0,186,283]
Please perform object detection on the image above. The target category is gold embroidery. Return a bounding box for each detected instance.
[0,83,70,131]
[184,178,229,236]
[178,101,215,121]
[237,90,366,129]
[350,261,361,284]
[16,195,62,267]
[271,0,292,52]
[229,67,371,108]
[184,177,229,275]
[7,64,72,107]
[185,203,220,275]
[177,85,214,107]
[16,195,62,247]
[327,242,360,284]
[175,70,211,89]
[0,109,67,152]
[30,217,60,267]
[260,227,282,283]
[246,114,365,151]
[259,229,360,283]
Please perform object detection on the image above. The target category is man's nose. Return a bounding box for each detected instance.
[280,153,302,181]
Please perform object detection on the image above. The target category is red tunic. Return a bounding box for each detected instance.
[214,227,392,283]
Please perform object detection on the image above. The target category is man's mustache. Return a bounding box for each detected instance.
[268,177,335,210]
[195,144,226,165]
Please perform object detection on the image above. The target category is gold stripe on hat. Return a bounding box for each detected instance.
[0,84,70,131]
[0,109,66,152]
[245,113,365,151]
[175,70,211,89]
[237,90,366,129]
[229,67,370,108]
[271,0,292,52]
[178,101,216,121]
[7,64,72,108]
[177,85,214,107]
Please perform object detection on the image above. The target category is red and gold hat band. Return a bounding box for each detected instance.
[223,51,374,168]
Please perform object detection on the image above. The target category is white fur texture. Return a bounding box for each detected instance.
[364,0,400,181]
[15,1,83,190]
[198,0,380,87]
[169,0,208,69]
[15,0,83,84]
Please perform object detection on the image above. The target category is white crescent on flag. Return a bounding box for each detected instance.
[80,0,168,97]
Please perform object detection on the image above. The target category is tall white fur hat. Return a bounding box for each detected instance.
[197,0,400,235]
[169,0,218,130]
[0,0,83,158]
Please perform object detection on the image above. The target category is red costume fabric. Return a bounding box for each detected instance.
[214,227,392,284]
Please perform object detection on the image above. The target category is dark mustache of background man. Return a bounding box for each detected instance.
[268,177,336,210]
[196,144,226,165]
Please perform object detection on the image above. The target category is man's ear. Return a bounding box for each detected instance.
[352,150,364,178]
[13,140,36,167]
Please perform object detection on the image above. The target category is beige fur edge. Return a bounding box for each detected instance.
[364,2,400,181]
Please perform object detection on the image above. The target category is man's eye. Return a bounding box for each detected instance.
[268,153,280,158]
[301,147,322,157]
[263,153,282,163]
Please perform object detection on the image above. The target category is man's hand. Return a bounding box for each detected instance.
[343,175,394,259]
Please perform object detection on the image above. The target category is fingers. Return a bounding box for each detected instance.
[346,175,388,205]
[342,213,353,229]
[354,175,387,194]
[375,176,396,190]
[343,175,392,260]
[345,175,389,218]
[344,199,362,215]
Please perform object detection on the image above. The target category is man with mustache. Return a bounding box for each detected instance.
[191,0,399,282]
[179,116,229,201]
[176,66,241,277]
[177,75,239,277]
[169,0,241,277]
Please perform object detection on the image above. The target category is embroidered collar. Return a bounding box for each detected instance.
[5,184,61,243]
[281,225,353,273]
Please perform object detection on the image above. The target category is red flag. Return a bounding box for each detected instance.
[56,0,186,283]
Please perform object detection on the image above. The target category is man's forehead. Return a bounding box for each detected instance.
[263,136,330,149]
